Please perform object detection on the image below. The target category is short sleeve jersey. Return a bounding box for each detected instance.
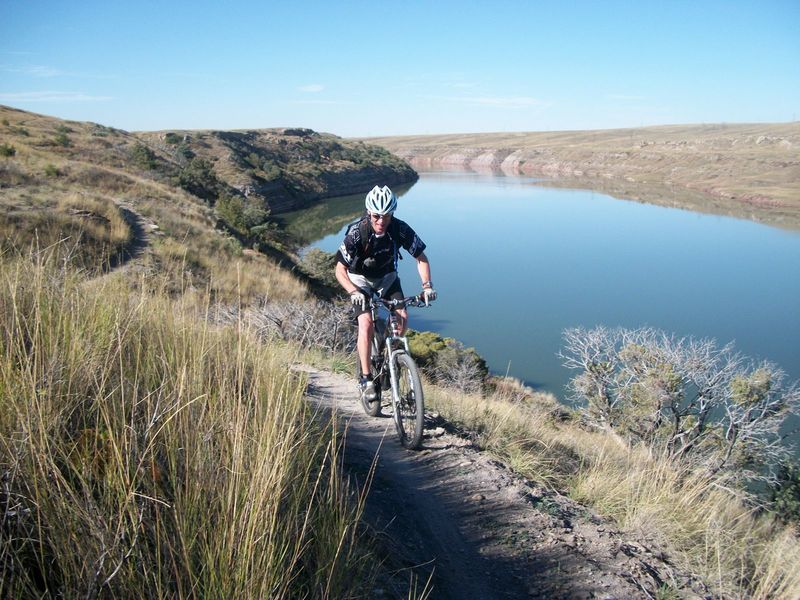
[336,216,426,279]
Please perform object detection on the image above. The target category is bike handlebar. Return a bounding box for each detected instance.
[371,293,430,309]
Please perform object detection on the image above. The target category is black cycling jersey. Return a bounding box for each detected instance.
[336,216,426,279]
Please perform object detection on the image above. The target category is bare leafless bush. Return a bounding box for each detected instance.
[216,298,356,353]
[561,326,800,485]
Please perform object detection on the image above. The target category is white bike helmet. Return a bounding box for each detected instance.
[365,185,397,215]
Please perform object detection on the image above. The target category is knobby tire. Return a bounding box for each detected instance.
[391,352,424,449]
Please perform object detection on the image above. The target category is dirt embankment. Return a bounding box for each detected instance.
[367,123,800,230]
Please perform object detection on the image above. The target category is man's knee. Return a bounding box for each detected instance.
[357,313,374,336]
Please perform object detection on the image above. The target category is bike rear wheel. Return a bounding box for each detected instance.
[391,352,424,449]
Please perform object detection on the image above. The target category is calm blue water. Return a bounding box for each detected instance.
[309,171,800,400]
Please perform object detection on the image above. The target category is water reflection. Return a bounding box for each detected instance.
[279,182,416,245]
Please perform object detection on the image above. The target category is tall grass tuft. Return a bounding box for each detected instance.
[0,250,371,598]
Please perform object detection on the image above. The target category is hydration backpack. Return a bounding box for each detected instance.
[352,214,402,272]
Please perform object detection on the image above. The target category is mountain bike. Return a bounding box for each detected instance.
[356,293,430,449]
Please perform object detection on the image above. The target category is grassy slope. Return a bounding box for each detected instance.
[0,253,374,598]
[0,106,392,598]
[367,123,800,230]
[0,104,311,305]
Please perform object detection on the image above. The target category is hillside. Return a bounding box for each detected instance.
[135,126,416,214]
[368,123,800,229]
[0,105,417,303]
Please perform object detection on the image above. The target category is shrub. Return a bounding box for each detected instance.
[0,143,16,157]
[771,460,800,524]
[406,330,489,392]
[54,132,70,147]
[44,163,60,177]
[130,143,157,170]
[433,339,488,393]
[262,159,282,181]
[178,158,219,200]
[245,152,262,169]
[561,326,800,486]
[215,194,247,234]
[299,248,338,288]
[223,298,355,353]
[164,132,181,144]
[214,195,280,249]
[175,143,195,160]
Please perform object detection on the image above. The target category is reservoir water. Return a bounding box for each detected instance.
[287,171,800,401]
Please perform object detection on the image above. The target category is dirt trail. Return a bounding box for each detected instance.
[113,202,154,268]
[299,365,707,600]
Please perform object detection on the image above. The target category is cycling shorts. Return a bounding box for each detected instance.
[348,271,404,317]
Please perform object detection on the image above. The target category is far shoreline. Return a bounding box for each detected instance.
[411,163,800,233]
[366,123,800,232]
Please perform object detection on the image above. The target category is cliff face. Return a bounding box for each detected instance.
[136,127,418,214]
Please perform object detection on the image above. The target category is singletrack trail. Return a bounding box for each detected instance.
[112,203,153,269]
[299,365,706,600]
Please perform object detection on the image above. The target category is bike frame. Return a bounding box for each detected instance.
[368,294,422,411]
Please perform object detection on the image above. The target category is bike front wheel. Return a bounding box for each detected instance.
[391,352,424,449]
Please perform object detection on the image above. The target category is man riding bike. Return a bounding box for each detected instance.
[335,185,437,402]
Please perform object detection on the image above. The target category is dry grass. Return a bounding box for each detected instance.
[0,191,133,272]
[0,249,372,598]
[426,385,800,599]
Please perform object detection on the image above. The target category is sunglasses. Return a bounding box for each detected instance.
[370,213,392,222]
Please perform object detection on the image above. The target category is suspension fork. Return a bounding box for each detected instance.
[385,335,410,408]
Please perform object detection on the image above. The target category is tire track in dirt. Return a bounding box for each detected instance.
[299,365,708,599]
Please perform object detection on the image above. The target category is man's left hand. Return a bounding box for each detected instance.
[422,287,437,305]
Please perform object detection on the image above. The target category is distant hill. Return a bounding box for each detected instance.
[368,123,800,229]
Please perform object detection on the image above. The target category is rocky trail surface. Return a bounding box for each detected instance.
[298,365,708,600]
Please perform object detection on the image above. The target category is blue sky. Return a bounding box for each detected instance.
[2,0,798,136]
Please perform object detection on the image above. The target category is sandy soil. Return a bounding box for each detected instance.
[298,365,709,600]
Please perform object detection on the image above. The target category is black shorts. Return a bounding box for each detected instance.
[353,277,404,317]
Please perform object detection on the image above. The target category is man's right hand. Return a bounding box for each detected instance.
[350,290,366,310]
